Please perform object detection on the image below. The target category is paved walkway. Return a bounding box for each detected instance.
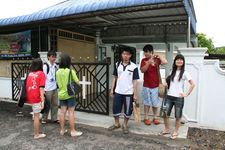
[0,98,191,139]
[0,100,198,150]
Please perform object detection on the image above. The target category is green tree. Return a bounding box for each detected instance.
[197,33,215,53]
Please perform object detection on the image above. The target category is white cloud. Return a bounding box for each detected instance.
[0,0,63,19]
[193,0,225,47]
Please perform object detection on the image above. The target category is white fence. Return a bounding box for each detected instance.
[180,48,225,130]
[0,77,11,98]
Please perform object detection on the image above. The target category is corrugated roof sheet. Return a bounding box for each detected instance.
[0,0,196,32]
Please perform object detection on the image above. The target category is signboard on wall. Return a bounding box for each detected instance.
[0,30,31,59]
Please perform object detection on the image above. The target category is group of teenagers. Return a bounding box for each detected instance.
[109,44,195,140]
[25,51,82,139]
[25,44,194,140]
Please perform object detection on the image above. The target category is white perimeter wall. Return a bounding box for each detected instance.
[0,77,12,98]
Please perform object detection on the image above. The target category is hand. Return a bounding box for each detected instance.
[133,94,138,101]
[179,92,188,97]
[40,101,45,109]
[110,90,114,98]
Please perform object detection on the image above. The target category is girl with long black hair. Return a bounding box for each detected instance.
[159,54,195,139]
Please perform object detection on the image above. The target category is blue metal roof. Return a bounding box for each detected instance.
[0,0,196,32]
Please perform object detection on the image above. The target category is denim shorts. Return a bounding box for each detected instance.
[165,95,184,119]
[142,87,160,107]
[59,97,76,108]
[113,93,133,119]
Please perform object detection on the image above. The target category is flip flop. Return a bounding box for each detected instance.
[122,124,129,134]
[71,131,83,137]
[60,129,68,136]
[158,131,170,136]
[108,124,121,131]
[34,134,46,139]
[53,120,60,124]
[170,132,179,140]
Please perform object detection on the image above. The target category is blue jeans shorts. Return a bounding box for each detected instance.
[142,87,160,107]
[113,93,133,119]
[59,97,76,108]
[165,95,184,119]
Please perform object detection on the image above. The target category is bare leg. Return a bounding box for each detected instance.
[59,106,67,133]
[68,107,75,132]
[114,116,120,126]
[152,107,158,119]
[124,117,129,128]
[175,118,181,133]
[163,117,170,132]
[33,113,40,136]
[144,105,150,120]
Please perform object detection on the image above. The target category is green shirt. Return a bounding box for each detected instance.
[56,68,79,100]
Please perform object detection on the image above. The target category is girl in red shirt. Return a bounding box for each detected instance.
[26,58,46,139]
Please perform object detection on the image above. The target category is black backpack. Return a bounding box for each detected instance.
[44,63,58,74]
[17,78,27,108]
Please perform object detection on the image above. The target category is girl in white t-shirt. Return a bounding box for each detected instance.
[159,54,195,139]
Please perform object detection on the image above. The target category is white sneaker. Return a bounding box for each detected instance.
[34,133,46,139]
[71,131,83,137]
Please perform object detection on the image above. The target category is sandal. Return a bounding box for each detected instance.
[153,118,160,125]
[170,132,179,140]
[122,124,129,134]
[158,130,170,136]
[41,119,47,124]
[71,131,83,137]
[143,119,151,125]
[108,124,121,131]
[34,133,46,139]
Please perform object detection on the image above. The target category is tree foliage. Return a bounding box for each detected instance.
[197,33,215,53]
[197,33,225,54]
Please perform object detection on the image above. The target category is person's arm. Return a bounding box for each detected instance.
[180,79,195,97]
[156,55,168,65]
[110,75,117,97]
[72,70,80,85]
[133,67,139,101]
[110,64,118,97]
[140,59,151,73]
[186,79,195,96]
[133,80,138,101]
[40,87,45,109]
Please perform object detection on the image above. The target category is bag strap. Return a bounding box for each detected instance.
[157,63,162,84]
[68,69,72,83]
[161,88,168,107]
[44,63,50,74]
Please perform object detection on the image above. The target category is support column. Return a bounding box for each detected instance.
[96,31,102,62]
[187,16,191,48]
[178,48,207,122]
[165,43,174,77]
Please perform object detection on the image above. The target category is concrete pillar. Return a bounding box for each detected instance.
[178,48,207,122]
[165,43,174,77]
[96,31,102,62]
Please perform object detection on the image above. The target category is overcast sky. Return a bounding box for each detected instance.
[0,0,224,47]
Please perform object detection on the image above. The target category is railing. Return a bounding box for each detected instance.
[11,62,110,115]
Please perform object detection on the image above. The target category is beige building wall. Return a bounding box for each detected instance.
[57,29,96,62]
[0,60,31,78]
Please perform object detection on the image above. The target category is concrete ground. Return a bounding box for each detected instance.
[0,99,199,150]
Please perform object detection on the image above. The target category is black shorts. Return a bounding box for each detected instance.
[165,95,184,119]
